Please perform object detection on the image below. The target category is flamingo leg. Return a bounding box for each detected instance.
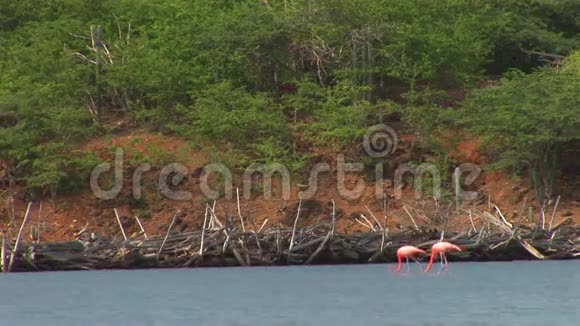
[442,254,449,271]
[405,257,411,273]
[437,253,445,275]
[412,257,422,270]
[395,255,402,272]
[424,254,436,273]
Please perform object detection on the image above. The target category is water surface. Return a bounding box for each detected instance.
[1,260,578,325]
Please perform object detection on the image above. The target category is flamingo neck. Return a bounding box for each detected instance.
[395,255,402,272]
[424,253,436,272]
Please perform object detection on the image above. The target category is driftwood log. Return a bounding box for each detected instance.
[2,207,579,273]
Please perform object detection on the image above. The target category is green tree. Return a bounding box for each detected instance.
[449,52,580,204]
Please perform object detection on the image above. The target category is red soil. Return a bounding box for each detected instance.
[1,131,577,243]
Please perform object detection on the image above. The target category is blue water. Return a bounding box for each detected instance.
[0,261,578,325]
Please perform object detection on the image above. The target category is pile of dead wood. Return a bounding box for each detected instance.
[2,200,579,273]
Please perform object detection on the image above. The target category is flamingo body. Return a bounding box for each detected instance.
[424,241,462,272]
[395,245,427,272]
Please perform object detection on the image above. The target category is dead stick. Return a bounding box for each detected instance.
[440,214,449,241]
[222,231,231,253]
[288,199,302,258]
[305,231,332,264]
[550,217,572,231]
[275,224,281,257]
[355,217,374,230]
[468,210,477,233]
[211,200,217,229]
[241,239,251,266]
[252,229,263,260]
[359,214,377,232]
[494,206,513,228]
[158,210,180,260]
[380,216,389,252]
[207,204,224,228]
[74,222,89,238]
[518,238,545,260]
[257,219,269,234]
[236,188,245,232]
[199,206,209,255]
[36,201,43,244]
[364,205,383,231]
[330,199,336,237]
[232,247,247,266]
[548,195,560,231]
[1,231,7,273]
[113,208,128,241]
[8,202,33,272]
[134,215,148,240]
[402,205,419,230]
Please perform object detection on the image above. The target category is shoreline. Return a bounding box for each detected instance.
[3,215,579,273]
[6,257,580,276]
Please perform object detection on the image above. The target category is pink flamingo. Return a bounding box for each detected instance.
[394,245,427,273]
[424,241,462,273]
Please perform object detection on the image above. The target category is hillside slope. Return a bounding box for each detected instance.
[2,130,577,243]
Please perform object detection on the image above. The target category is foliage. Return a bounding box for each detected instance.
[0,0,578,196]
[184,82,288,145]
[447,51,580,202]
[302,80,375,149]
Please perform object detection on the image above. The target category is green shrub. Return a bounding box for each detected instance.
[448,52,580,203]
